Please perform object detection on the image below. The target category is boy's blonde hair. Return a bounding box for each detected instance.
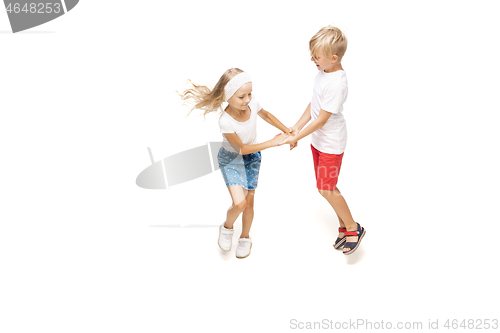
[179,68,244,117]
[309,25,348,62]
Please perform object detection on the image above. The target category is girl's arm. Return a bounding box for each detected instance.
[223,132,288,155]
[257,109,290,134]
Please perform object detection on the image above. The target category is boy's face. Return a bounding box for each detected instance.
[228,82,252,111]
[311,48,338,73]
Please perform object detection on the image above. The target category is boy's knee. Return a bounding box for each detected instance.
[318,188,341,197]
[318,188,330,197]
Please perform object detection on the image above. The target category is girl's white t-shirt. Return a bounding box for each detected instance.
[310,70,348,154]
[219,96,262,153]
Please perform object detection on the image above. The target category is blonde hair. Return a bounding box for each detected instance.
[179,68,244,117]
[309,25,348,62]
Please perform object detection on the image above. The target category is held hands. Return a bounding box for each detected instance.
[277,127,298,150]
[288,126,298,150]
[271,132,289,146]
[270,127,299,150]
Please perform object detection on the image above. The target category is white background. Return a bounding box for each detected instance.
[1,0,499,332]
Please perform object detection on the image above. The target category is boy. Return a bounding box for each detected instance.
[279,25,366,255]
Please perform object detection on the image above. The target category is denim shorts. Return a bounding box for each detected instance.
[217,147,262,190]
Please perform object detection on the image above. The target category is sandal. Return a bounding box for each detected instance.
[343,222,366,255]
[333,227,347,249]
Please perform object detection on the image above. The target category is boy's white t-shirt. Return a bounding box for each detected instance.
[219,96,262,153]
[310,70,348,154]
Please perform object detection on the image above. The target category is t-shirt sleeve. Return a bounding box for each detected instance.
[251,96,262,112]
[219,116,234,134]
[320,82,347,114]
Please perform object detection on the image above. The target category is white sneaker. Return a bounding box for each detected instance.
[218,223,234,251]
[235,237,252,258]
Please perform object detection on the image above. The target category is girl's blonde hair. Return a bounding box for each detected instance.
[179,68,244,117]
[309,25,348,62]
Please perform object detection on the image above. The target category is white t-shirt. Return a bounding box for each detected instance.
[219,96,262,153]
[310,70,348,154]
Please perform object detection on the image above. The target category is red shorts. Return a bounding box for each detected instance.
[311,144,344,191]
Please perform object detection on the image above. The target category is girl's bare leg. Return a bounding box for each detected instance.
[240,190,255,238]
[224,185,247,229]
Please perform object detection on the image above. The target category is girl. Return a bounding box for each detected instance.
[180,68,290,258]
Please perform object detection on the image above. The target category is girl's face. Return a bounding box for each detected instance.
[228,82,252,111]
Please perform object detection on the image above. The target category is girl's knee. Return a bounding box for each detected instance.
[234,199,247,211]
[243,200,254,212]
[244,191,255,210]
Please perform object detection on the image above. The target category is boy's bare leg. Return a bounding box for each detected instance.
[337,213,346,238]
[318,188,358,253]
[335,187,347,238]
[241,190,255,238]
[224,186,247,229]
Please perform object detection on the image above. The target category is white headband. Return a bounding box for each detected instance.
[224,72,252,102]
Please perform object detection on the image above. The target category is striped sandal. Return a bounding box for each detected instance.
[343,222,366,255]
[333,227,347,249]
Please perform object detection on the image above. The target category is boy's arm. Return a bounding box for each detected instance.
[257,109,290,134]
[287,103,312,150]
[291,103,312,133]
[278,109,331,146]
